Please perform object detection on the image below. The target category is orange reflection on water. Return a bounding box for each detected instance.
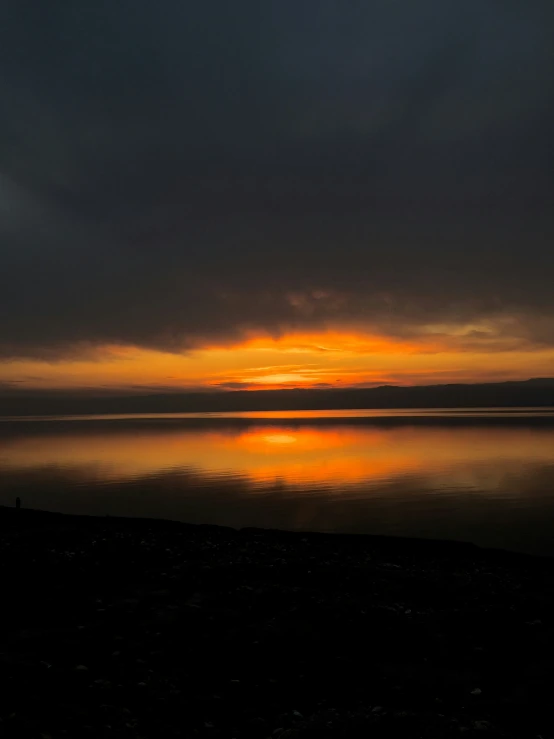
[2,425,404,484]
[3,421,554,491]
[221,426,414,484]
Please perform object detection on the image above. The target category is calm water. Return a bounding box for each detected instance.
[2,409,554,555]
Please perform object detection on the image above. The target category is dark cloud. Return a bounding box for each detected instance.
[1,0,553,358]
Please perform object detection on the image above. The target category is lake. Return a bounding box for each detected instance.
[2,409,554,555]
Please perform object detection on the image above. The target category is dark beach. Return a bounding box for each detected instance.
[1,507,554,738]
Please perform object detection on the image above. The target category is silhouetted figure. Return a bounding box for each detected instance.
[15,497,21,510]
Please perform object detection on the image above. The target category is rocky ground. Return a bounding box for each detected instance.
[1,506,554,738]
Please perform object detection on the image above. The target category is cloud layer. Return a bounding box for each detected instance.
[1,1,553,359]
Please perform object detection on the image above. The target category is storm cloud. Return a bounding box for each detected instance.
[1,0,553,357]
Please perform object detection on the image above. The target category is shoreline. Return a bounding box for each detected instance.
[1,505,554,737]
[1,503,550,565]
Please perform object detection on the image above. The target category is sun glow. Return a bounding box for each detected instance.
[247,373,310,385]
[261,433,298,445]
[1,328,554,392]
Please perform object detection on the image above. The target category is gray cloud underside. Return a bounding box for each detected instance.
[1,0,553,358]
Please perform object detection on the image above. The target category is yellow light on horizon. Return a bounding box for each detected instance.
[247,372,310,385]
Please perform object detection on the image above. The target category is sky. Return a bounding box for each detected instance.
[1,1,554,393]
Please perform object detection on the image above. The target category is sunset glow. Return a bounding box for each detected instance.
[2,328,554,393]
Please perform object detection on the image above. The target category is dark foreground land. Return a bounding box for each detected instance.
[1,508,554,738]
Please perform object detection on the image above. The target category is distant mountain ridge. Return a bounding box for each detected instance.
[1,378,554,416]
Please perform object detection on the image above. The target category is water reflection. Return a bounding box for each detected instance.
[2,412,554,554]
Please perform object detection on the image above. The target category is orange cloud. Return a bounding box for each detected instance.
[234,331,444,355]
[1,328,554,392]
